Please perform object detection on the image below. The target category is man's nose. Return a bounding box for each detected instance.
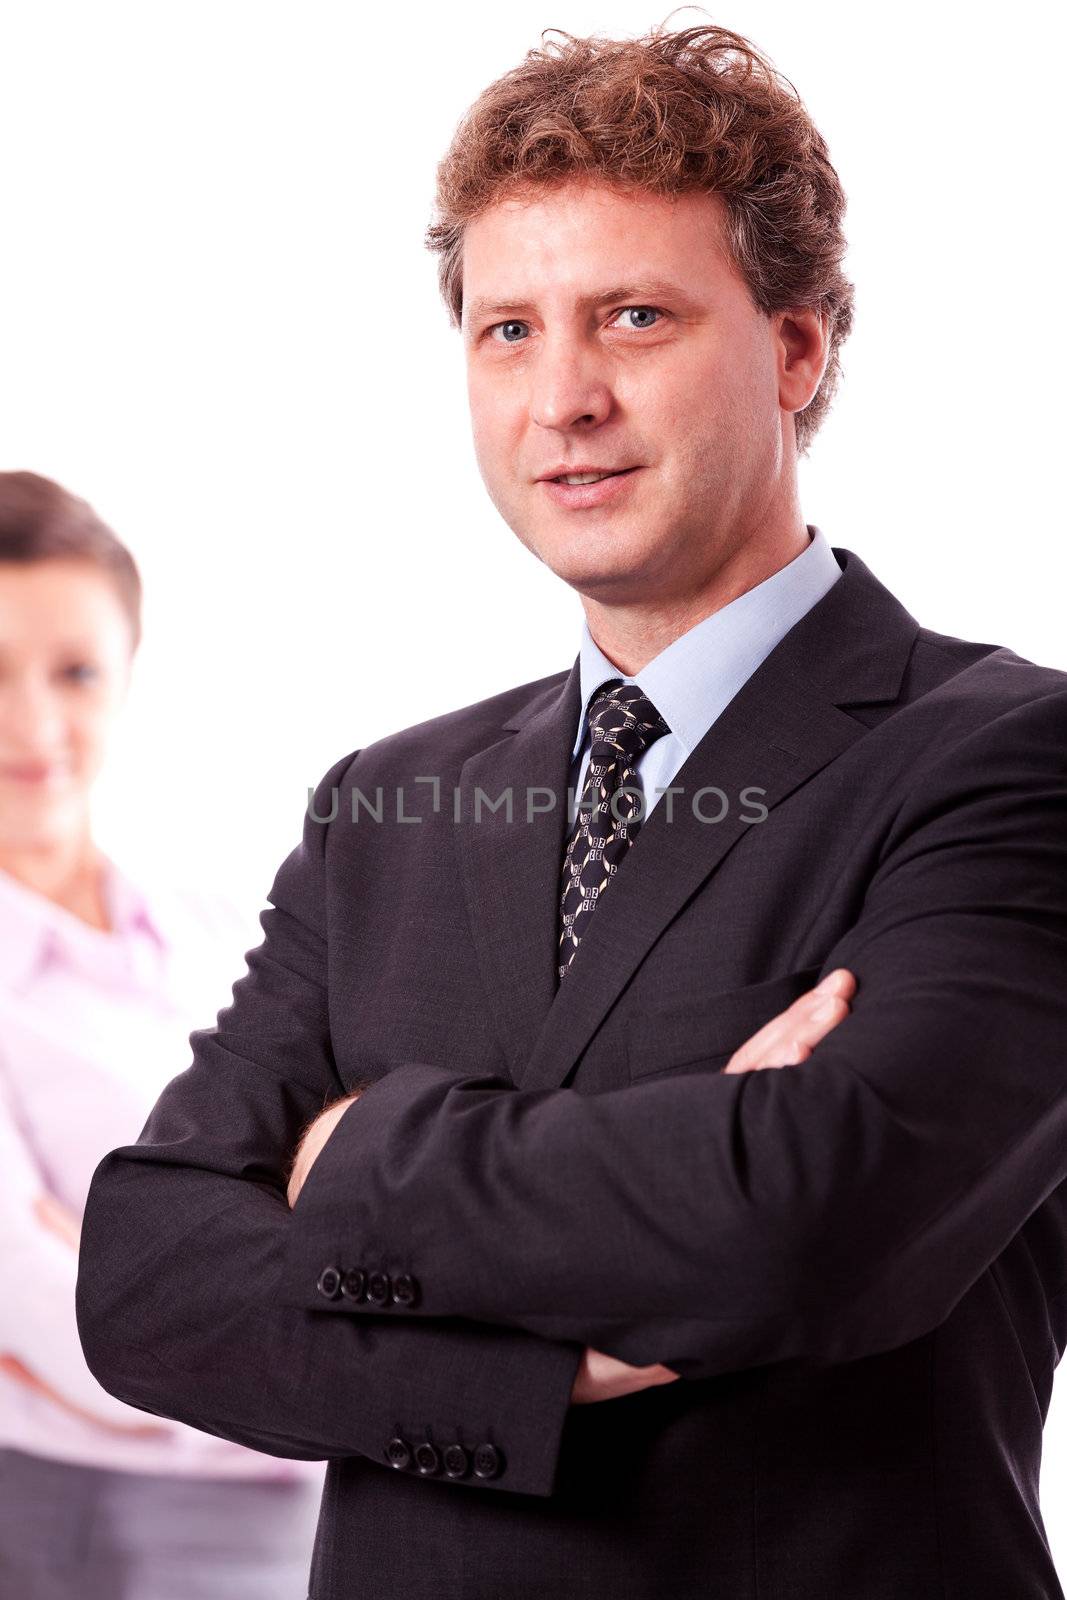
[528,338,613,432]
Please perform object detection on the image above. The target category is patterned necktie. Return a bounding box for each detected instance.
[558,679,671,981]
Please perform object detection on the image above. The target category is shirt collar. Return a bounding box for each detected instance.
[572,524,843,760]
[0,854,171,995]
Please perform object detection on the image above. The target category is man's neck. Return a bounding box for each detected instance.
[582,520,812,676]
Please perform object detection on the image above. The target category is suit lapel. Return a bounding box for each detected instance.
[453,657,581,1086]
[455,547,921,1091]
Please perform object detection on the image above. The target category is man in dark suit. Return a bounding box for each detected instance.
[77,22,1067,1600]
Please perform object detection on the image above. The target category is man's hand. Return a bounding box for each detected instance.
[571,1346,680,1404]
[573,966,857,1402]
[722,966,856,1074]
[286,1091,364,1209]
[287,975,857,1399]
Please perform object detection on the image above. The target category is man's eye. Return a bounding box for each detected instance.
[489,320,529,344]
[610,306,663,330]
[486,306,665,343]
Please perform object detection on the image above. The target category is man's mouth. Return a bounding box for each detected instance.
[539,467,643,508]
[552,468,637,485]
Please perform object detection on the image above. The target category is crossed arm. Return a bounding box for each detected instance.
[285,967,856,1210]
[284,968,858,1402]
[277,689,1067,1381]
[76,689,1067,1492]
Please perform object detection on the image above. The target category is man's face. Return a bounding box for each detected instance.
[461,178,793,609]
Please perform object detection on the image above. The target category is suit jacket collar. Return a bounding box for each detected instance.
[454,546,921,1091]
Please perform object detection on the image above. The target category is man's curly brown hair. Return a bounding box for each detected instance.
[425,20,854,455]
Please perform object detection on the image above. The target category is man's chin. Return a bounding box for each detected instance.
[503,505,677,598]
[550,555,671,605]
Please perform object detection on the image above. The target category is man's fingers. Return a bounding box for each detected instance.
[812,968,857,1002]
[287,1091,365,1209]
[571,1347,681,1404]
[722,968,856,1074]
[723,995,846,1074]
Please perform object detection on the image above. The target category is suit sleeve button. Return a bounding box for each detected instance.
[385,1436,412,1471]
[391,1273,421,1308]
[414,1442,441,1476]
[340,1268,367,1301]
[473,1443,503,1480]
[367,1271,392,1306]
[443,1444,469,1479]
[316,1266,342,1299]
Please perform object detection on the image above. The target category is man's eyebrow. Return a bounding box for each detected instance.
[463,280,699,327]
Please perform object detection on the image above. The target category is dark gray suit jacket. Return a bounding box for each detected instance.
[76,547,1067,1599]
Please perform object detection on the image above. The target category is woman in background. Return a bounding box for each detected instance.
[0,470,325,1599]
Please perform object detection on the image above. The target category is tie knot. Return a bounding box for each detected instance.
[586,680,670,765]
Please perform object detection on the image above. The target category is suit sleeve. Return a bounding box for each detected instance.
[279,689,1067,1380]
[75,752,583,1499]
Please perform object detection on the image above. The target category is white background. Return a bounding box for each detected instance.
[1,0,1064,1556]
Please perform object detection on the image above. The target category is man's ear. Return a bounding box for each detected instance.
[775,306,829,416]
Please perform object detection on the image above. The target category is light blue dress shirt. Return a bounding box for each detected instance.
[570,524,842,819]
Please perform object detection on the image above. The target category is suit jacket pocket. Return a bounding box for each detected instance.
[627,962,825,1082]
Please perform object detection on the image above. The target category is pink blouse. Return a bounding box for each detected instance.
[0,856,325,1482]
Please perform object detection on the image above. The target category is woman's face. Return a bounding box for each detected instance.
[0,559,134,851]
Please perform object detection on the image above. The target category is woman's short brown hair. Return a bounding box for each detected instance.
[0,471,142,650]
[425,20,854,454]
